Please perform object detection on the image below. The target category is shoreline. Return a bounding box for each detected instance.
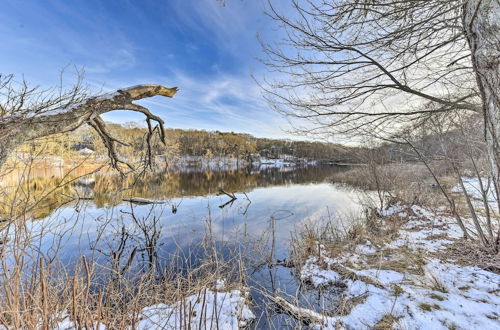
[286,202,500,329]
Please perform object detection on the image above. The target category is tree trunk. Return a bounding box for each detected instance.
[464,0,500,208]
[0,84,178,169]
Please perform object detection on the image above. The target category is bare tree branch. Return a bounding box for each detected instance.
[0,76,178,171]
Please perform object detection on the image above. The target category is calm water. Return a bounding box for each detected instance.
[4,165,364,328]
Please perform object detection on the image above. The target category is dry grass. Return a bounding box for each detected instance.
[0,248,247,329]
[289,216,366,270]
[331,163,449,208]
[373,313,401,329]
[419,303,441,312]
[364,248,427,276]
[0,155,255,329]
[0,210,248,329]
[441,240,500,274]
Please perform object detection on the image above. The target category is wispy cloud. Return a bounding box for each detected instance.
[0,0,297,139]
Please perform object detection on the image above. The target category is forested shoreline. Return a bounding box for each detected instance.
[9,122,358,165]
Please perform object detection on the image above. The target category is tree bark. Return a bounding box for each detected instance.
[0,84,178,169]
[464,0,500,206]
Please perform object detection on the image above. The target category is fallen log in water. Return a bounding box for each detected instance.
[264,293,327,326]
[218,188,237,200]
[218,188,238,209]
[123,197,168,205]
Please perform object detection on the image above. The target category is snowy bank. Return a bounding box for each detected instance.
[293,204,500,329]
[54,284,255,329]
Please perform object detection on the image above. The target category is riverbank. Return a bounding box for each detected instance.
[53,283,255,329]
[285,202,500,329]
[4,152,317,172]
[0,233,256,329]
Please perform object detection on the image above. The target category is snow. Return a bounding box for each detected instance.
[302,261,500,330]
[78,148,94,154]
[53,287,255,330]
[355,241,377,254]
[53,316,105,329]
[297,204,500,329]
[162,155,314,172]
[254,156,315,169]
[378,203,406,217]
[385,205,463,252]
[215,279,226,290]
[355,269,406,285]
[137,289,255,329]
[300,256,342,287]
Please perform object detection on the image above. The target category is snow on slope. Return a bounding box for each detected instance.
[297,204,500,329]
[54,286,255,329]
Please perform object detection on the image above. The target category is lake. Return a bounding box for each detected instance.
[2,164,366,328]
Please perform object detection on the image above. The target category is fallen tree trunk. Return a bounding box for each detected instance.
[0,84,178,171]
[122,197,169,205]
[264,293,327,326]
[218,188,237,200]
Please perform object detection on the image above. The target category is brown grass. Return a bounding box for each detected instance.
[0,210,247,329]
[0,248,247,329]
[331,163,449,207]
[373,313,401,329]
[441,240,500,274]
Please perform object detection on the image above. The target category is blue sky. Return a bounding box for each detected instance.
[0,0,297,139]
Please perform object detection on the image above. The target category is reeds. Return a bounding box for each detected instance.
[0,205,249,329]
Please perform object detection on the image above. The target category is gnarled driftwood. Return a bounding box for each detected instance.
[0,84,178,172]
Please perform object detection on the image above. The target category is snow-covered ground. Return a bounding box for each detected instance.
[137,289,254,329]
[296,204,500,329]
[54,282,255,329]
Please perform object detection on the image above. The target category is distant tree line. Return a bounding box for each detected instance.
[19,122,358,162]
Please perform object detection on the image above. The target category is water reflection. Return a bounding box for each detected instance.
[0,165,352,219]
[2,165,364,328]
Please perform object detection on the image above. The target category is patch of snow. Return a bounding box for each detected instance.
[356,269,406,285]
[298,203,500,329]
[53,288,254,329]
[378,203,406,217]
[303,260,500,329]
[78,148,94,154]
[300,256,342,287]
[137,289,255,329]
[355,241,377,254]
[53,316,105,329]
[215,279,226,290]
[384,205,463,252]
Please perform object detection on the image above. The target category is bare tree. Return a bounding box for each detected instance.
[463,0,500,207]
[0,73,178,172]
[260,0,499,195]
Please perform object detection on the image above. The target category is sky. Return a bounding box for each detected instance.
[0,0,298,139]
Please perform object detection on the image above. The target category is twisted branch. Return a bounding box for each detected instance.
[0,83,179,171]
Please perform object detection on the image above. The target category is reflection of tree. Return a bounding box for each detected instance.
[125,207,162,271]
[92,205,164,281]
[0,162,104,220]
[0,165,352,220]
